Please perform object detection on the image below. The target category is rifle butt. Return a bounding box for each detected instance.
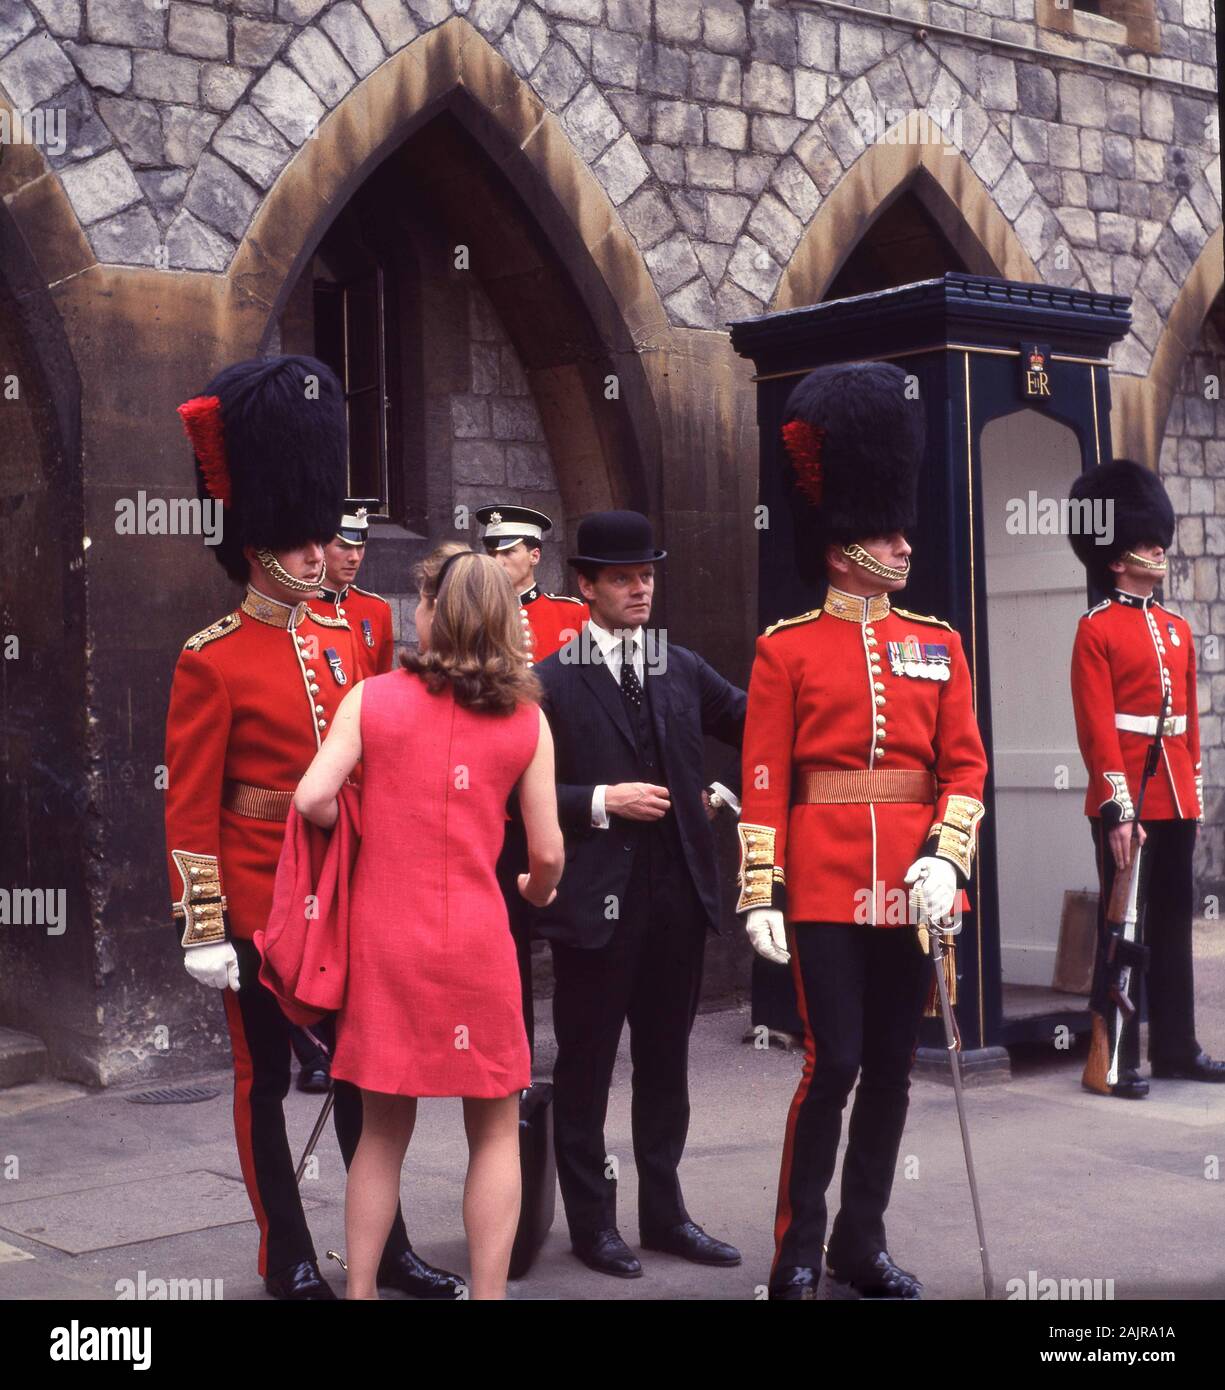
[1082,1012,1112,1095]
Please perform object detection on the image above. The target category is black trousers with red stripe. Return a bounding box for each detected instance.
[223,938,412,1278]
[773,923,931,1278]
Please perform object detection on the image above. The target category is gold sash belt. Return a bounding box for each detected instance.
[222,780,294,822]
[792,768,937,805]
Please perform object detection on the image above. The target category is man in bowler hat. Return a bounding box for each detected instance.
[532,510,746,1278]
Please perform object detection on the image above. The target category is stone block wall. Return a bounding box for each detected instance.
[1161,288,1225,906]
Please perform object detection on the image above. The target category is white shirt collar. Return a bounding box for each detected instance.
[586,617,644,683]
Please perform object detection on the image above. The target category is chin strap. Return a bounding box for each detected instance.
[256,548,320,594]
[841,542,909,583]
[1121,550,1167,573]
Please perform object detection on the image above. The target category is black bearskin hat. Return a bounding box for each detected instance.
[177,354,347,583]
[781,361,925,582]
[1067,459,1174,589]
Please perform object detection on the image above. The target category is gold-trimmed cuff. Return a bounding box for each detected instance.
[170,849,228,948]
[929,795,985,880]
[736,822,783,912]
[1196,774,1204,820]
[1103,771,1135,823]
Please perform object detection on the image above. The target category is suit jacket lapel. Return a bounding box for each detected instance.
[578,658,637,754]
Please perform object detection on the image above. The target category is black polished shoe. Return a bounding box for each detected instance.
[1110,1068,1150,1098]
[641,1220,741,1267]
[768,1265,820,1300]
[826,1250,923,1300]
[377,1246,467,1300]
[296,1063,331,1093]
[1152,1051,1225,1082]
[572,1228,643,1278]
[265,1259,337,1300]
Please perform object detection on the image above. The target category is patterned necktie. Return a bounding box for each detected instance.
[620,658,643,708]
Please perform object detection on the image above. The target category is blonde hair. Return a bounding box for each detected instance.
[413,540,470,602]
[401,549,541,713]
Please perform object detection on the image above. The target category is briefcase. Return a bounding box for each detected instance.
[509,1082,556,1280]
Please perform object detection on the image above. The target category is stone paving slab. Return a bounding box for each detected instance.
[0,992,1221,1300]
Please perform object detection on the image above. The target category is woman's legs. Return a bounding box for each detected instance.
[461,1094,522,1300]
[344,1089,417,1299]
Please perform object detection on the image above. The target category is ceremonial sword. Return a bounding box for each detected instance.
[294,1024,335,1184]
[293,1029,347,1271]
[915,888,994,1300]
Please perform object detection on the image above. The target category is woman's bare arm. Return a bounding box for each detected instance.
[516,707,565,908]
[293,683,364,828]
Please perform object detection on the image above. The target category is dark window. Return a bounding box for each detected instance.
[313,267,390,508]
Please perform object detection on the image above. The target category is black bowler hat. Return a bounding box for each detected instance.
[568,510,667,567]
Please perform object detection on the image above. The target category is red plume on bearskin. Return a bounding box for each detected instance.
[782,418,826,506]
[177,394,231,507]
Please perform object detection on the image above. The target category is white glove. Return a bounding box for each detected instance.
[903,856,957,923]
[745,908,789,966]
[184,942,241,991]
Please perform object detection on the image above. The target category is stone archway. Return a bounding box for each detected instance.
[1112,227,1225,466]
[774,127,1040,311]
[218,18,664,522]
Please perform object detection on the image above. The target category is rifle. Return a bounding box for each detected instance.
[1081,687,1170,1095]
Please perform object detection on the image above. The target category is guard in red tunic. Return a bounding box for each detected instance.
[164,355,462,1300]
[316,501,396,678]
[476,503,589,663]
[738,362,988,1301]
[1068,459,1223,1096]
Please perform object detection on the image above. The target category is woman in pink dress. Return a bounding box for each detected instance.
[294,548,564,1300]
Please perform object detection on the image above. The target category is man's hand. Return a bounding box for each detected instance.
[184,942,240,991]
[605,782,670,821]
[701,789,717,821]
[1108,821,1146,872]
[517,872,557,909]
[745,908,789,965]
[903,856,957,923]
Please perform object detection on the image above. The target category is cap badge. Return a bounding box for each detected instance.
[489,510,503,525]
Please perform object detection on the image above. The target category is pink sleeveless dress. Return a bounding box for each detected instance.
[331,670,539,1098]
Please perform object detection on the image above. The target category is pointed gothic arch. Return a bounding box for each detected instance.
[773,127,1040,311]
[220,16,662,519]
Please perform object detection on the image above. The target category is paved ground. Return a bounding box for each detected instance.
[1,924,1222,1302]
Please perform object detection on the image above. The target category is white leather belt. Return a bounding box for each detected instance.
[1115,713,1186,736]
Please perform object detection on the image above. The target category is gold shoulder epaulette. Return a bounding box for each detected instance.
[548,594,586,605]
[1082,599,1111,619]
[351,585,389,604]
[892,606,954,632]
[183,612,240,652]
[308,609,351,628]
[764,608,822,637]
